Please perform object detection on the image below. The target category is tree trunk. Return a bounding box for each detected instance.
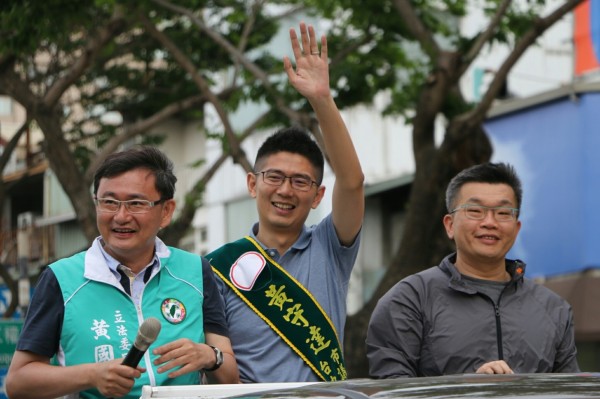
[35,107,98,244]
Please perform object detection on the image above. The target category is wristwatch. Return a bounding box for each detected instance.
[203,345,223,371]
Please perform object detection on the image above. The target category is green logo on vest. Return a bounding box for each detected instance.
[161,298,186,324]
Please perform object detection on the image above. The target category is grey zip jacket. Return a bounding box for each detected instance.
[366,253,579,378]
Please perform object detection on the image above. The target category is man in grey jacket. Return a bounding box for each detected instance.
[366,162,579,378]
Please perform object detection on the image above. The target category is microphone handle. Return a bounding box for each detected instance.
[107,346,146,399]
[122,346,146,368]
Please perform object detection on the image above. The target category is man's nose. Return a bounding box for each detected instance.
[114,203,132,218]
[481,209,499,224]
[277,177,294,192]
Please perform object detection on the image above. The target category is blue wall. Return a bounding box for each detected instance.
[485,92,600,278]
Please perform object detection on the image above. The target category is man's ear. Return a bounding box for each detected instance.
[443,213,454,240]
[311,185,326,209]
[160,199,177,228]
[247,172,258,198]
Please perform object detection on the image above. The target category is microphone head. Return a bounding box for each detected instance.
[134,317,162,350]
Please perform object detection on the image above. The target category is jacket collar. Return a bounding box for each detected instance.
[440,252,526,293]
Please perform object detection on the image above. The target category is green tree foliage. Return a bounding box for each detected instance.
[0,0,314,245]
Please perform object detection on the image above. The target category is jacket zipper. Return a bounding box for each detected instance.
[494,303,503,360]
[480,293,504,361]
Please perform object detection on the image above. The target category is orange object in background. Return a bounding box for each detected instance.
[574,0,600,75]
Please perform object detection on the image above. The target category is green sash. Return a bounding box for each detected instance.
[209,236,346,381]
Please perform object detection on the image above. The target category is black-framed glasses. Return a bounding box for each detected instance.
[255,170,318,192]
[450,204,519,222]
[94,198,165,214]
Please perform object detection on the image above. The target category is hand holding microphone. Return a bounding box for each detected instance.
[105,318,162,398]
[122,317,162,368]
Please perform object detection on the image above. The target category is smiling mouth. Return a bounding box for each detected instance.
[478,235,499,241]
[273,202,295,210]
[113,228,136,233]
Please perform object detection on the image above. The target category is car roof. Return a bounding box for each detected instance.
[141,373,600,399]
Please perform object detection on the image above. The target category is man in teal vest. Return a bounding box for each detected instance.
[208,23,364,382]
[7,147,239,399]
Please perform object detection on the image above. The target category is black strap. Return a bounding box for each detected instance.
[118,265,154,296]
[143,266,153,283]
[117,265,131,295]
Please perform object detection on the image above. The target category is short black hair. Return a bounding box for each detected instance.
[93,146,177,200]
[445,162,522,213]
[254,127,324,184]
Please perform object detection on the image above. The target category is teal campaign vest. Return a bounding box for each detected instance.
[50,247,204,399]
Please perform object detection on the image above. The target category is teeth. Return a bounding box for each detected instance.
[274,202,293,210]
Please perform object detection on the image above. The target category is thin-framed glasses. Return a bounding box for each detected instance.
[255,170,318,192]
[450,204,519,222]
[94,198,165,214]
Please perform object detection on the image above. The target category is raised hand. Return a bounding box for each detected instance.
[284,22,330,101]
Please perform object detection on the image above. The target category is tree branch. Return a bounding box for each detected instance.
[138,11,253,172]
[0,67,40,110]
[192,109,269,192]
[84,94,207,181]
[392,0,440,59]
[231,0,264,84]
[150,0,305,123]
[165,110,270,243]
[0,118,31,172]
[462,0,585,130]
[43,5,128,106]
[329,34,374,68]
[461,0,512,72]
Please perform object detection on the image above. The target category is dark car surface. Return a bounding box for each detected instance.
[225,374,600,399]
[140,373,600,398]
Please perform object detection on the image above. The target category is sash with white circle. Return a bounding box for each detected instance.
[230,251,266,291]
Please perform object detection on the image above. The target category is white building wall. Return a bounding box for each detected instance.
[159,120,207,205]
[345,95,415,185]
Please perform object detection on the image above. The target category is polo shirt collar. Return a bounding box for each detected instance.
[250,222,311,253]
[84,236,170,282]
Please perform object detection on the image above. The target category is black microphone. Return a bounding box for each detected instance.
[122,317,162,368]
